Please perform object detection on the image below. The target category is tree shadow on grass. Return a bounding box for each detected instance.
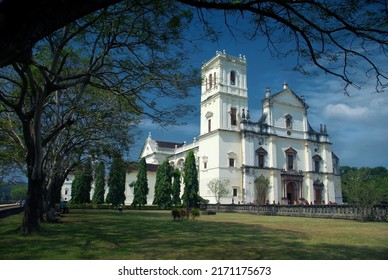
[1,210,387,259]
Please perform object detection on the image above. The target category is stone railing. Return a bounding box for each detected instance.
[204,204,388,222]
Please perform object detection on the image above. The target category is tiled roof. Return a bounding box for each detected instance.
[156,141,184,149]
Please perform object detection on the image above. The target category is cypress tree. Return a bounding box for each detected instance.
[70,167,82,204]
[71,159,92,204]
[92,161,106,204]
[132,157,148,207]
[106,154,126,207]
[153,159,172,209]
[78,158,93,203]
[182,150,199,208]
[171,168,181,206]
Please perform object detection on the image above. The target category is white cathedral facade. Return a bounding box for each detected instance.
[129,51,342,205]
[62,51,342,205]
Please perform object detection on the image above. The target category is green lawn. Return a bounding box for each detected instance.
[1,209,387,259]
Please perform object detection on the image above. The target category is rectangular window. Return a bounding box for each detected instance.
[288,155,294,170]
[314,161,320,173]
[208,119,211,132]
[233,188,238,197]
[231,107,237,126]
[258,154,265,168]
[229,158,235,167]
[204,162,207,169]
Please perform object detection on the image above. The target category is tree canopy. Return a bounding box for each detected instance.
[0,0,198,233]
[180,0,388,93]
[1,0,386,92]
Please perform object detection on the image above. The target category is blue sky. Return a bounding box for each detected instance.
[130,12,388,169]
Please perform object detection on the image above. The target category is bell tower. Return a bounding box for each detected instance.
[198,51,248,204]
[200,50,248,136]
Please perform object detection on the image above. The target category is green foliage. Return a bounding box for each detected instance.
[71,159,93,204]
[207,179,230,204]
[132,158,148,207]
[341,166,388,206]
[9,184,28,200]
[182,150,200,208]
[106,154,126,207]
[191,208,200,220]
[254,176,270,205]
[341,166,388,219]
[171,168,181,206]
[153,160,172,209]
[92,162,106,204]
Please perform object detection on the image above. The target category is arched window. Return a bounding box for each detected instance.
[285,114,292,129]
[230,71,236,85]
[209,73,213,89]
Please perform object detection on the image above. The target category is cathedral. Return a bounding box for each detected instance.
[62,51,342,205]
[126,51,342,205]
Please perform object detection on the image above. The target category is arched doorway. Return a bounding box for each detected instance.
[286,182,296,204]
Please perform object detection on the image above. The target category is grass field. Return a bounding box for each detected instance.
[1,209,387,260]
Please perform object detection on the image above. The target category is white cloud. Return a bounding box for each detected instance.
[324,103,370,120]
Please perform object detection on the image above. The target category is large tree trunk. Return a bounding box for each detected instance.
[21,176,44,233]
[46,178,65,209]
[20,98,45,233]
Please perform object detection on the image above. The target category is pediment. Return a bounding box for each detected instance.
[284,147,297,154]
[270,88,308,109]
[312,154,322,161]
[140,142,155,158]
[256,147,268,154]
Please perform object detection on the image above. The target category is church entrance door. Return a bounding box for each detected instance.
[286,182,296,204]
[315,189,322,205]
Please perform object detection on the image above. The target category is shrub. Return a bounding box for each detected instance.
[191,208,200,220]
